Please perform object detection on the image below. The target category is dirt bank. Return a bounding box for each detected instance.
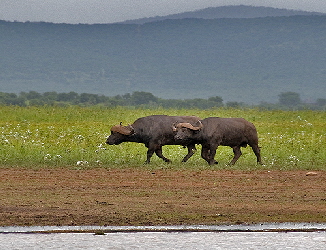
[0,168,325,226]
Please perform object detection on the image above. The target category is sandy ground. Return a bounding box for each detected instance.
[0,168,325,226]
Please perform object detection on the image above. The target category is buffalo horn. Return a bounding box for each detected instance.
[178,121,203,130]
[111,124,134,135]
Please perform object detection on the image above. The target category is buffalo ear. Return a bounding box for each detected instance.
[193,120,203,130]
[172,122,177,132]
[127,125,135,135]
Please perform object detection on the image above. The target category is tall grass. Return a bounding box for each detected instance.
[0,106,325,170]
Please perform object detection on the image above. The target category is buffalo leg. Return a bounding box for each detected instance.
[208,145,218,165]
[201,145,218,164]
[201,145,210,163]
[146,144,170,163]
[230,146,242,165]
[251,144,262,164]
[182,144,196,162]
[145,148,155,163]
[155,147,171,162]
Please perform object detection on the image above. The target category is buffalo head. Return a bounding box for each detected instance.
[173,121,203,140]
[106,123,134,145]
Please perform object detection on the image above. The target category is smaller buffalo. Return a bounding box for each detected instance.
[173,117,262,165]
[106,115,200,163]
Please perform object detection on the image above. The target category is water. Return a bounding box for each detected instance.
[1,224,326,249]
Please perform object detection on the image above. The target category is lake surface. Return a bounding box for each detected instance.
[1,223,326,249]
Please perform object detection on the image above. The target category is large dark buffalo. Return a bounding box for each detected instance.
[106,115,201,163]
[173,117,262,165]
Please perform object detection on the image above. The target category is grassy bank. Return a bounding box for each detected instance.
[0,106,325,170]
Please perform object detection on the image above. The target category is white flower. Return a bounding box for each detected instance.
[44,154,51,160]
[76,160,88,166]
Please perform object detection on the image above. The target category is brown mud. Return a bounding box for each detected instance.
[0,168,325,227]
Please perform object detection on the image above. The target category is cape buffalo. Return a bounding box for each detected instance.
[173,117,262,165]
[106,115,200,163]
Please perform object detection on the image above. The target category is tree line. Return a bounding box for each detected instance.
[0,91,325,110]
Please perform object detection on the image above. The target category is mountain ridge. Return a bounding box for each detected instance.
[0,14,325,104]
[121,5,326,24]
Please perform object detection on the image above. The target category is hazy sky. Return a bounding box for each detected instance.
[1,0,326,24]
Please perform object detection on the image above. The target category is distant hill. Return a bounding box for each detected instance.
[0,15,326,104]
[121,5,326,24]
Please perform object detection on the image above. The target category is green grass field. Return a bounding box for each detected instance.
[0,106,325,170]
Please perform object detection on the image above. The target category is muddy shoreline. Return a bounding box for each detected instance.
[1,168,325,227]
